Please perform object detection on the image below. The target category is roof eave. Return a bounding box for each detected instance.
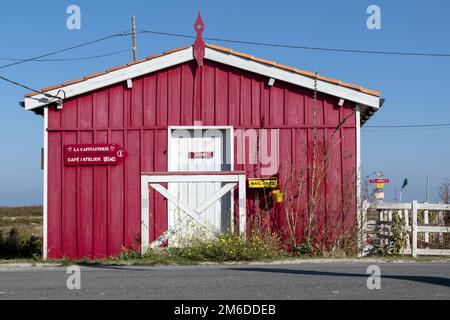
[23,46,195,111]
[204,46,381,110]
[23,45,381,113]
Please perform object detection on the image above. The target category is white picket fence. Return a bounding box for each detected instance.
[361,201,450,257]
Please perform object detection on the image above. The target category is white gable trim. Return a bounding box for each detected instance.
[205,47,381,109]
[24,45,381,111]
[24,47,195,110]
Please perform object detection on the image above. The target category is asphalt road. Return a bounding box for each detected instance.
[0,262,449,300]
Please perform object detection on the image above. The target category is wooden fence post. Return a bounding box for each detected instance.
[358,201,369,257]
[438,210,445,245]
[424,208,429,243]
[404,208,411,252]
[412,200,418,257]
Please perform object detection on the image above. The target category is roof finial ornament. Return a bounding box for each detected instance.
[194,11,205,67]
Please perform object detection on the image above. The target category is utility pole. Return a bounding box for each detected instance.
[132,16,137,62]
[426,174,430,203]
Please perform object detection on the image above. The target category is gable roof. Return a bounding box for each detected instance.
[22,44,382,123]
[206,44,381,97]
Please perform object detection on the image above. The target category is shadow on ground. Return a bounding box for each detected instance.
[229,267,450,288]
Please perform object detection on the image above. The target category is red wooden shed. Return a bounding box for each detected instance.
[22,16,383,259]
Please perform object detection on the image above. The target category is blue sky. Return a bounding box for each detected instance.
[0,0,449,205]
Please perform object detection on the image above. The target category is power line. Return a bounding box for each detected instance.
[365,123,450,129]
[138,29,450,58]
[0,49,130,62]
[0,31,132,70]
[0,31,132,99]
[0,74,61,100]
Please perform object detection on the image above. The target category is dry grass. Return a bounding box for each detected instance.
[0,206,42,234]
[0,206,42,218]
[0,207,43,259]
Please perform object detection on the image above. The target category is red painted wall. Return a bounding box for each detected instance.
[46,59,357,259]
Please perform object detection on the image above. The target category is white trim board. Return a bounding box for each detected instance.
[24,47,195,110]
[204,47,381,109]
[24,46,381,111]
[43,107,48,259]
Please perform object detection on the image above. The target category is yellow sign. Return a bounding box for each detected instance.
[272,190,284,203]
[248,179,279,189]
[376,183,385,189]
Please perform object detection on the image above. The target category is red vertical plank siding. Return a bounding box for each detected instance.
[59,100,76,259]
[78,96,94,258]
[143,75,157,127]
[251,79,261,127]
[285,87,304,126]
[108,130,125,256]
[47,131,62,259]
[48,107,61,129]
[215,67,228,125]
[306,128,327,242]
[93,131,108,258]
[181,63,194,126]
[131,79,143,127]
[240,76,252,127]
[316,94,326,126]
[228,71,240,127]
[124,130,141,250]
[325,127,343,246]
[305,93,313,126]
[61,99,77,128]
[325,96,339,126]
[92,91,109,258]
[45,59,358,259]
[168,67,182,126]
[202,65,215,125]
[155,70,169,239]
[79,95,93,128]
[61,131,77,259]
[47,109,62,258]
[157,72,168,127]
[78,131,94,258]
[261,83,270,127]
[292,128,309,242]
[278,128,292,230]
[110,85,124,128]
[342,126,357,231]
[270,86,284,126]
[94,90,109,128]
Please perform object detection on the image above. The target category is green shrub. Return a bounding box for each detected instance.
[116,232,287,264]
[0,228,42,259]
[383,211,405,256]
[166,232,286,262]
[119,247,142,261]
[293,239,315,256]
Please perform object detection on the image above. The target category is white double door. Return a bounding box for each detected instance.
[168,127,233,243]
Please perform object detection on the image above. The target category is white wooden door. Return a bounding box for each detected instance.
[168,128,232,244]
